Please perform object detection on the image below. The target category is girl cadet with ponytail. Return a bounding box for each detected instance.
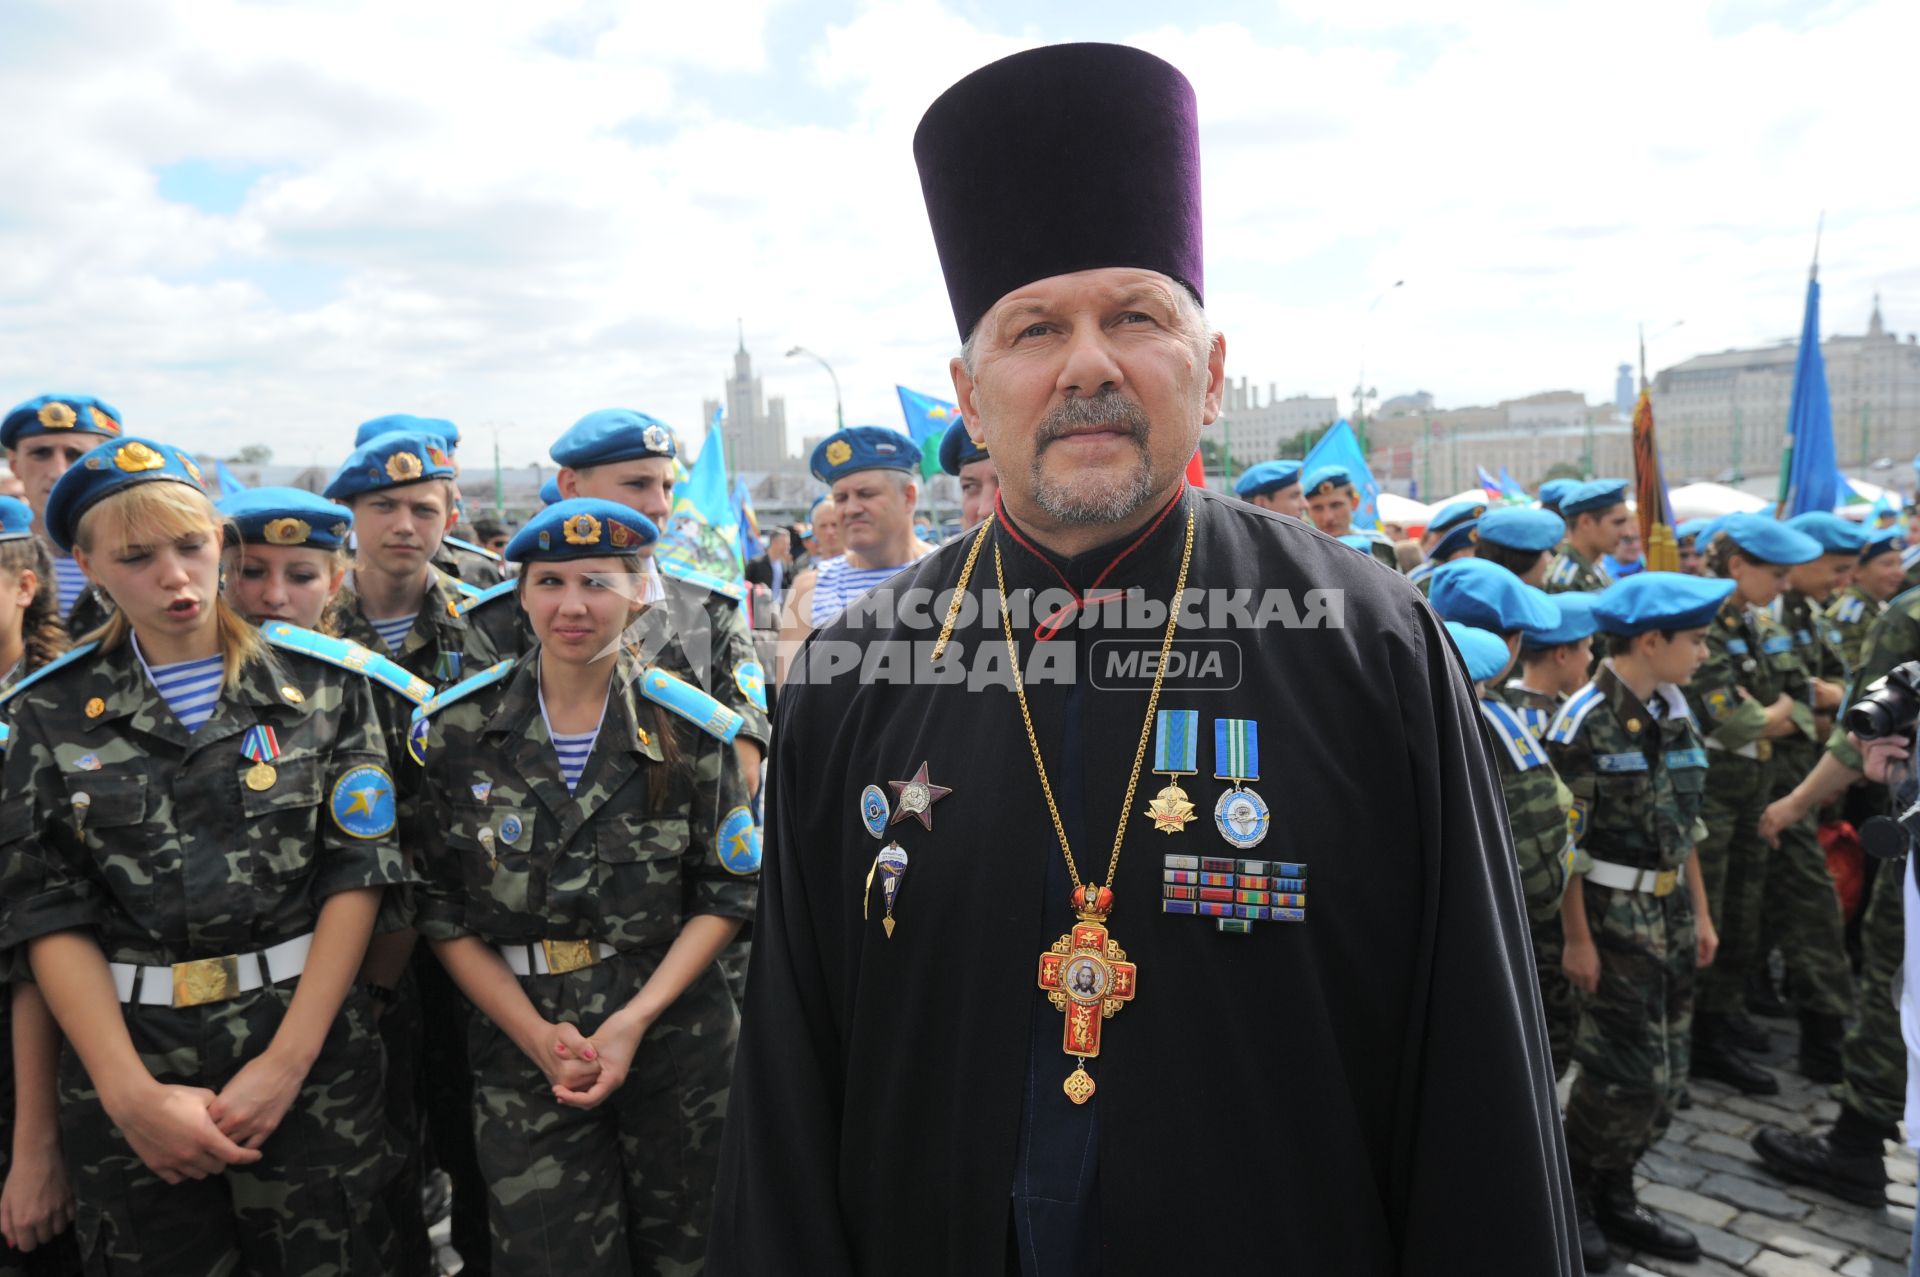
[0,438,408,1274]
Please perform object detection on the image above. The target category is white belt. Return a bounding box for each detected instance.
[1705,738,1766,760]
[1585,859,1681,898]
[498,939,617,977]
[110,933,314,1009]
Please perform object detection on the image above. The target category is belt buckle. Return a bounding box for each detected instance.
[1756,741,1773,762]
[541,939,596,975]
[171,955,241,1008]
[1653,869,1678,898]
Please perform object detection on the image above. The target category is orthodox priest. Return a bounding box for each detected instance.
[709,42,1578,1276]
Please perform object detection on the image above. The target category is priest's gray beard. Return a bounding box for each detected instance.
[1029,391,1155,525]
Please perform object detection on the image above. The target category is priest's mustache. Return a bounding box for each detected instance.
[1034,392,1151,451]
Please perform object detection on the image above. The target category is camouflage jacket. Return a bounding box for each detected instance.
[1498,678,1562,740]
[1771,589,1848,686]
[1545,663,1709,872]
[1479,695,1574,924]
[1544,547,1611,595]
[1826,585,1886,675]
[64,582,115,641]
[0,637,407,967]
[1827,584,1920,771]
[1684,596,1812,754]
[459,569,770,750]
[412,648,758,951]
[434,537,508,589]
[336,567,497,688]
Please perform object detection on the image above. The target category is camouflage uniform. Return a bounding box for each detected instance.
[1544,547,1612,595]
[1499,678,1561,740]
[414,648,757,1275]
[1683,597,1807,1018]
[337,566,496,687]
[61,585,112,644]
[1760,590,1853,1021]
[1826,585,1884,675]
[1479,695,1577,1075]
[435,537,508,589]
[0,636,409,1274]
[1545,665,1709,1172]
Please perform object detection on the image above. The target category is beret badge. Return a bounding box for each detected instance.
[563,513,602,546]
[38,402,77,430]
[609,520,633,549]
[427,445,450,468]
[91,407,122,435]
[826,440,853,466]
[113,441,165,473]
[264,517,312,546]
[385,451,424,482]
[176,452,204,487]
[643,424,672,455]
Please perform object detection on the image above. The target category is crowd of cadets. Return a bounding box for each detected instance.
[1233,457,1920,1273]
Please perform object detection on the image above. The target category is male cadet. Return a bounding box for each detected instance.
[1230,459,1303,518]
[1550,572,1732,1270]
[1407,498,1484,592]
[940,416,999,528]
[1505,592,1600,738]
[1545,479,1632,594]
[1301,462,1398,567]
[711,42,1577,1276]
[1675,517,1712,575]
[1475,505,1566,588]
[1830,524,1904,671]
[1539,476,1578,518]
[0,394,122,634]
[777,425,939,680]
[354,414,507,587]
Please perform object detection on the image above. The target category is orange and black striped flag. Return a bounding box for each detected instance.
[1631,386,1679,572]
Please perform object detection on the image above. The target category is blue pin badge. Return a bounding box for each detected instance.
[499,813,524,846]
[1212,718,1269,849]
[864,841,909,938]
[859,785,891,839]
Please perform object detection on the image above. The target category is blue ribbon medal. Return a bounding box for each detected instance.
[1212,718,1269,849]
[1143,709,1199,833]
[241,724,281,792]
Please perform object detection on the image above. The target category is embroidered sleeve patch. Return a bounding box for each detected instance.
[330,765,397,839]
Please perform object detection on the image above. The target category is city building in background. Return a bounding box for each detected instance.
[701,323,792,474]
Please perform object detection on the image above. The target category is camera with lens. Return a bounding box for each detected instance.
[1844,660,1920,741]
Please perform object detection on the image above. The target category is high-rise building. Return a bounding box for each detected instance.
[1615,364,1635,419]
[702,323,791,474]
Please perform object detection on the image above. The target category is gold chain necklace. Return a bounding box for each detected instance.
[992,504,1195,1103]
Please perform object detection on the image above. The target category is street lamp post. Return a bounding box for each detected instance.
[787,346,845,431]
[1354,279,1404,453]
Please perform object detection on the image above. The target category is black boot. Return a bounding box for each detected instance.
[1797,1012,1845,1084]
[1591,1168,1698,1261]
[1567,1164,1613,1273]
[1722,1009,1772,1053]
[1752,1105,1891,1206]
[1692,1017,1780,1095]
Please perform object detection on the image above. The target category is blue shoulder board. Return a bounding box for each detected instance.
[0,641,100,712]
[410,660,517,726]
[1903,543,1920,571]
[449,576,485,600]
[1478,698,1544,771]
[1835,596,1865,624]
[0,721,9,751]
[1761,634,1793,655]
[260,622,437,706]
[444,534,503,563]
[454,578,517,618]
[639,667,744,743]
[658,558,746,603]
[1407,561,1435,585]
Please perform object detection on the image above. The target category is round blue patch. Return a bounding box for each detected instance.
[500,814,524,845]
[407,715,431,765]
[859,785,890,840]
[330,765,397,840]
[717,806,761,876]
[1213,788,1270,850]
[734,661,768,713]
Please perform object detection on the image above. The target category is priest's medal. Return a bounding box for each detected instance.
[1037,885,1137,1104]
[1143,709,1199,833]
[1212,717,1269,849]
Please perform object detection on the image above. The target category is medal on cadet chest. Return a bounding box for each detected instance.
[995,506,1194,1104]
[1144,710,1199,833]
[241,725,281,792]
[1211,718,1269,849]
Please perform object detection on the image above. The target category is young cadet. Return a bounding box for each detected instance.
[1537,477,1578,518]
[412,498,757,1274]
[1829,525,1904,673]
[1429,562,1576,1077]
[1761,512,1861,1080]
[1475,505,1566,589]
[0,397,123,637]
[1549,571,1730,1270]
[1229,459,1302,519]
[1674,519,1712,576]
[940,417,1000,527]
[217,486,445,1275]
[1407,499,1485,592]
[1504,593,1600,738]
[1545,480,1632,594]
[1683,514,1822,1095]
[0,437,406,1273]
[352,415,506,588]
[1300,462,1397,566]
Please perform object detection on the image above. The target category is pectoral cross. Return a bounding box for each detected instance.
[1036,912,1137,1104]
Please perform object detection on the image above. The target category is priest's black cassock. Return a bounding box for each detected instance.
[709,484,1580,1275]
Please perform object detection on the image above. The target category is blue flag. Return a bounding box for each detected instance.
[1476,465,1502,498]
[896,386,960,477]
[214,460,247,497]
[1303,419,1381,531]
[1497,466,1527,501]
[661,422,743,580]
[1781,272,1846,517]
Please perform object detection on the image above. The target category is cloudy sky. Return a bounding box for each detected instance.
[4,0,1914,469]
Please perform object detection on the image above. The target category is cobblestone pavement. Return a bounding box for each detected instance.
[1570,1012,1917,1276]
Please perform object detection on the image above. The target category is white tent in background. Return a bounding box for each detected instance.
[1668,482,1769,522]
[1377,491,1432,529]
[1837,478,1906,518]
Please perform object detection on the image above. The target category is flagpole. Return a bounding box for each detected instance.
[493,431,503,519]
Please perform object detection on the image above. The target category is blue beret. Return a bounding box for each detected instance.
[810,426,918,484]
[355,414,460,451]
[1445,622,1512,683]
[938,418,989,476]
[218,487,354,551]
[0,495,32,542]
[1862,527,1903,562]
[504,498,658,562]
[1429,499,1487,534]
[1477,506,1565,553]
[1233,460,1302,499]
[1520,592,1599,650]
[550,408,678,469]
[1430,518,1481,562]
[1537,478,1579,510]
[1715,512,1822,565]
[1428,558,1557,634]
[323,431,456,502]
[1303,464,1355,496]
[1560,479,1630,518]
[43,436,209,552]
[1592,572,1736,636]
[1784,511,1868,555]
[540,476,563,506]
[1,394,124,450]
[1334,533,1374,555]
[1674,517,1714,546]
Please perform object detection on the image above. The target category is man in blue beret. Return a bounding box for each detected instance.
[350,414,503,587]
[1546,480,1632,594]
[1231,460,1303,519]
[1601,525,1645,582]
[1538,477,1578,516]
[1549,572,1731,1268]
[1475,506,1566,588]
[1301,463,1398,567]
[939,417,999,528]
[713,42,1578,1277]
[1828,525,1904,671]
[2,393,126,636]
[1504,593,1600,736]
[1408,499,1485,592]
[1674,518,1713,575]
